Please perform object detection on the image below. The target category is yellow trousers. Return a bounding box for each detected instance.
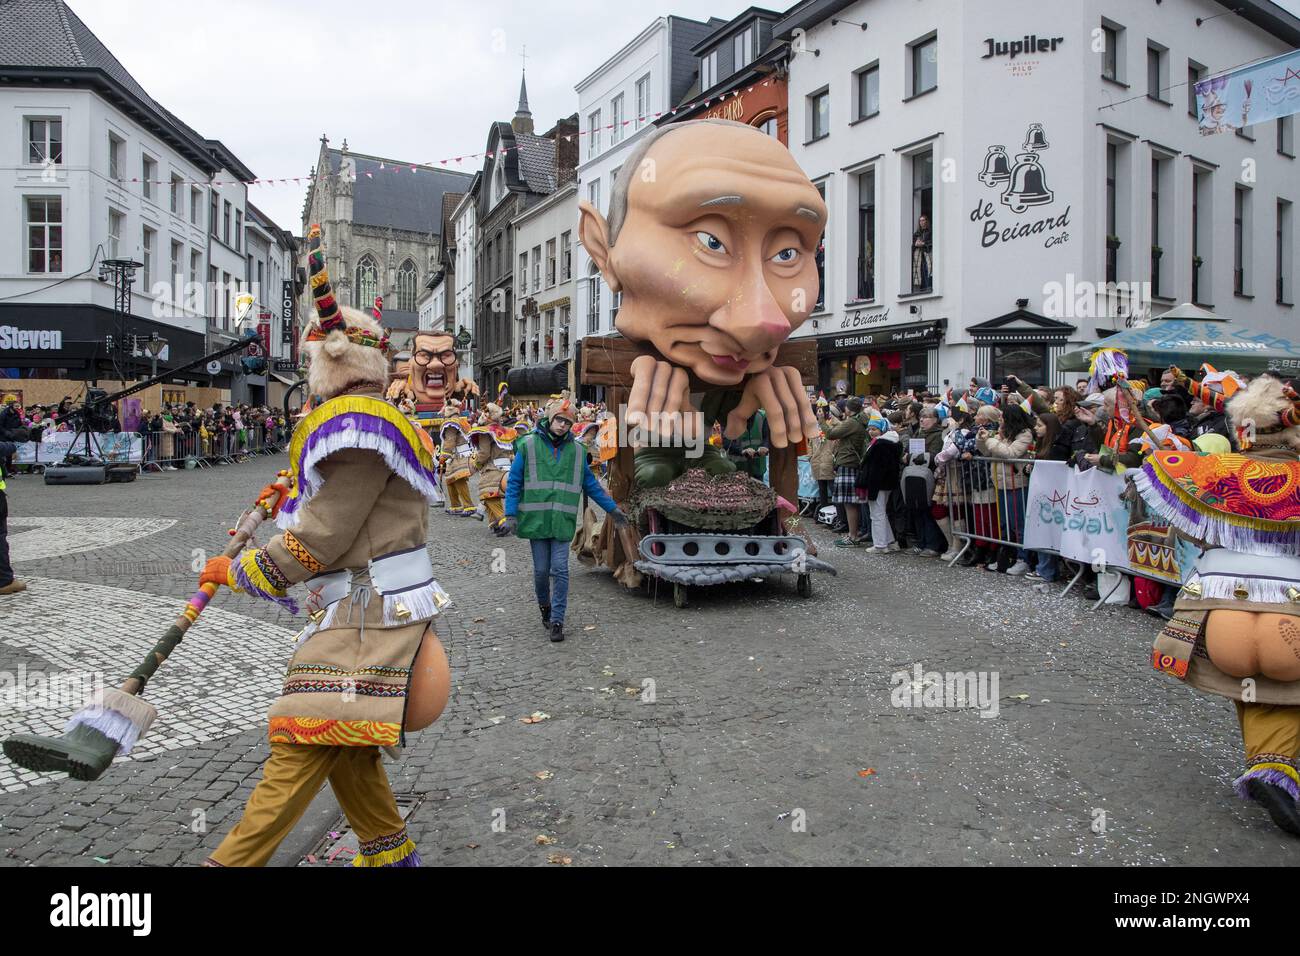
[445,475,474,512]
[207,743,415,867]
[482,496,504,525]
[1234,700,1300,790]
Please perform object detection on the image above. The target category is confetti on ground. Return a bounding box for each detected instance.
[535,834,556,845]
[858,768,876,778]
[534,770,554,780]
[521,711,551,724]
[547,853,573,865]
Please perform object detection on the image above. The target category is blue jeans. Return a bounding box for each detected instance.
[529,538,570,624]
[1033,550,1057,582]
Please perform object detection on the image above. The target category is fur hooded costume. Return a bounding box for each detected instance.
[1226,374,1300,459]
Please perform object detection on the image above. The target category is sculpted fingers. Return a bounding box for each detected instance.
[754,373,792,448]
[626,355,658,428]
[724,385,761,439]
[782,366,819,441]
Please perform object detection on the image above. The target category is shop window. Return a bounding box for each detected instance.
[902,351,929,391]
[989,344,1046,386]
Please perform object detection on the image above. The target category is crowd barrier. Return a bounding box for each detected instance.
[10,426,287,474]
[939,455,1192,611]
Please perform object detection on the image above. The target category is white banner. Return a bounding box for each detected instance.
[1022,460,1131,572]
[13,432,142,464]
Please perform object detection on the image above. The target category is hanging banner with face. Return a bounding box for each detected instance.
[1195,49,1300,136]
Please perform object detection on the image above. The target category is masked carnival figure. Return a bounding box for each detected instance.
[439,401,476,516]
[199,224,453,866]
[469,402,517,531]
[1134,372,1300,836]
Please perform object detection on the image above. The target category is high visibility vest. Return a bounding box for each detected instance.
[515,432,584,541]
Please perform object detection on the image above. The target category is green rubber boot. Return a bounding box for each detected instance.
[634,446,686,488]
[697,442,738,476]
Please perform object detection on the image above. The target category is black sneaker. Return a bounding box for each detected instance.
[549,621,565,643]
[540,604,551,629]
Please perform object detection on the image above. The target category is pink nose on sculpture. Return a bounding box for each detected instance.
[714,275,792,357]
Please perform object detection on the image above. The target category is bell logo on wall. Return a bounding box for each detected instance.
[1000,152,1054,213]
[1022,123,1049,150]
[977,145,1011,186]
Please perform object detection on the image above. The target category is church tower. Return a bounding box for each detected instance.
[512,69,534,136]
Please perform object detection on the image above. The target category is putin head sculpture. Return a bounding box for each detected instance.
[578,119,824,474]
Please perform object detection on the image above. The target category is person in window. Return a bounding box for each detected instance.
[911,214,933,292]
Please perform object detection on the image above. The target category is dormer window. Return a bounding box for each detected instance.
[733,29,752,71]
[700,50,718,91]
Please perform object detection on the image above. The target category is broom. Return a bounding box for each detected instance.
[2,472,293,782]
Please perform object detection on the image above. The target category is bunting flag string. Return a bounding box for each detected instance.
[106,80,772,189]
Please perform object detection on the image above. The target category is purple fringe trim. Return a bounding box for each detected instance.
[234,560,300,615]
[64,708,140,755]
[1233,766,1300,803]
[383,849,421,868]
[281,413,437,523]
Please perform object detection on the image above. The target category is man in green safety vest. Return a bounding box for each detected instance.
[0,439,22,596]
[496,396,627,642]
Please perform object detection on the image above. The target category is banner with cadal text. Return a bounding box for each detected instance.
[1022,460,1132,572]
[13,432,142,464]
[1195,49,1300,136]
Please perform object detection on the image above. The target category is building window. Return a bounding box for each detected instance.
[532,246,542,292]
[1188,61,1205,118]
[1192,167,1211,304]
[355,254,379,309]
[909,34,938,97]
[27,118,62,165]
[234,210,243,252]
[1146,43,1168,103]
[588,109,602,159]
[734,28,752,70]
[26,197,62,273]
[546,238,556,287]
[222,200,231,245]
[588,178,601,215]
[1151,155,1170,297]
[190,186,201,224]
[1100,22,1123,82]
[808,88,829,141]
[910,150,933,293]
[700,50,718,91]
[1106,143,1118,283]
[610,93,624,145]
[222,271,231,325]
[108,208,124,260]
[1234,185,1251,296]
[1279,199,1293,304]
[142,155,157,201]
[519,252,528,297]
[855,63,880,120]
[1279,116,1295,157]
[815,181,826,311]
[142,227,155,290]
[170,240,182,301]
[560,231,572,281]
[990,344,1047,385]
[190,249,201,307]
[170,175,183,214]
[395,258,418,312]
[586,263,601,334]
[108,133,124,180]
[210,192,218,237]
[856,168,876,301]
[756,116,779,138]
[635,74,650,129]
[208,265,218,318]
[486,239,494,281]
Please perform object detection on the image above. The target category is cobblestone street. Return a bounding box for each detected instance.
[0,455,1295,866]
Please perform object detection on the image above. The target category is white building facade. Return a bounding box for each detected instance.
[512,183,578,376]
[573,15,719,342]
[451,179,479,370]
[778,0,1299,394]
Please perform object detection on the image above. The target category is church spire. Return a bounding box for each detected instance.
[512,50,534,135]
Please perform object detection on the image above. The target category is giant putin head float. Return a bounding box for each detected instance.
[578,119,825,457]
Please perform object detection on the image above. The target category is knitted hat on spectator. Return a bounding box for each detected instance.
[867,416,889,433]
[544,395,575,422]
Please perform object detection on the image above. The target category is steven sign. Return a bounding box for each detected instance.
[0,326,63,350]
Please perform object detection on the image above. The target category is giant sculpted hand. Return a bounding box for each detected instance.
[449,378,480,401]
[724,366,818,448]
[625,355,699,447]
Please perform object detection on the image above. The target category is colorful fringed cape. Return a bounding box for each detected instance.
[1131,451,1300,555]
[278,395,439,530]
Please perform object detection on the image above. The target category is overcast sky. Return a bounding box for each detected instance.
[70,0,1300,235]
